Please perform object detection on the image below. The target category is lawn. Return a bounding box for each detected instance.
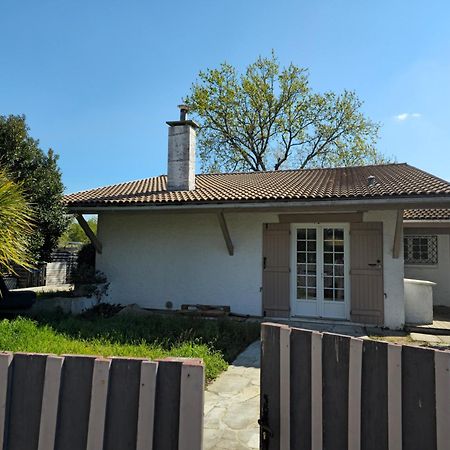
[0,311,260,382]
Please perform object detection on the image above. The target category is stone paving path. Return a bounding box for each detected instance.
[204,341,260,449]
[410,332,450,344]
[203,321,367,449]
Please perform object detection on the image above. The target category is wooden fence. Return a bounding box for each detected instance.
[260,322,450,450]
[0,352,204,450]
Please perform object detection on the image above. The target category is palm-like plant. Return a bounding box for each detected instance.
[0,169,34,273]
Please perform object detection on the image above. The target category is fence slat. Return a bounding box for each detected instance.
[178,361,205,450]
[290,329,312,450]
[435,350,450,450]
[0,353,13,450]
[279,326,290,450]
[103,358,142,450]
[310,331,323,450]
[152,360,182,450]
[136,361,158,450]
[7,353,47,450]
[402,346,437,450]
[387,344,402,450]
[322,333,350,450]
[86,358,111,450]
[348,338,363,450]
[55,355,96,450]
[260,323,282,450]
[361,340,389,450]
[38,356,64,450]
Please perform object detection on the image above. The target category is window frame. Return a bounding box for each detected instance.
[404,234,438,266]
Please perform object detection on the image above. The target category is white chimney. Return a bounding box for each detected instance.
[166,104,198,191]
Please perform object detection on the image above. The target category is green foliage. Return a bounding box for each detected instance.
[0,317,226,381]
[0,171,35,273]
[59,217,97,247]
[0,314,260,381]
[185,52,389,173]
[0,115,69,261]
[32,311,260,363]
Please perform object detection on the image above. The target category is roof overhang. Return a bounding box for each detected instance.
[66,195,450,215]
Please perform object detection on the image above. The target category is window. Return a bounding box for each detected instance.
[404,235,438,265]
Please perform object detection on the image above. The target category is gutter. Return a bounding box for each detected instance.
[66,195,450,214]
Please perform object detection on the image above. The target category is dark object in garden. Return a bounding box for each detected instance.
[0,275,36,309]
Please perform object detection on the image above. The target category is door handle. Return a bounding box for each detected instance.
[263,257,267,269]
[368,263,377,267]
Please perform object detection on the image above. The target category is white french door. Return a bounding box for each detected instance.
[290,224,349,319]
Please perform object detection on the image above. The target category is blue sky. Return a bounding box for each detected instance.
[1,0,449,193]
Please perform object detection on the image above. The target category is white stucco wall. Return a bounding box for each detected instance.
[404,234,450,307]
[96,211,278,316]
[96,208,406,328]
[363,210,405,329]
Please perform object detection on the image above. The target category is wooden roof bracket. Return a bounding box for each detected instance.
[75,213,103,254]
[392,209,403,259]
[217,211,234,256]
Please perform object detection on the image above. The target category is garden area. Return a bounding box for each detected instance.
[0,310,260,382]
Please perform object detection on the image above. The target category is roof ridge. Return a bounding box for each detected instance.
[199,162,408,177]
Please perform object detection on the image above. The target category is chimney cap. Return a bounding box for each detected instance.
[166,104,199,129]
[178,104,189,121]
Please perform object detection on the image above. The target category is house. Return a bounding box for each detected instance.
[64,106,450,329]
[403,209,450,308]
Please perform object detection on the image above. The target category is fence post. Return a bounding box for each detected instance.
[322,333,351,450]
[136,361,158,450]
[7,353,47,450]
[152,360,183,450]
[55,355,96,450]
[178,360,205,450]
[38,355,64,450]
[402,346,436,449]
[434,350,450,450]
[0,353,13,450]
[86,358,111,450]
[348,338,363,450]
[260,323,282,450]
[310,331,323,450]
[279,326,290,450]
[103,357,144,450]
[387,344,402,450]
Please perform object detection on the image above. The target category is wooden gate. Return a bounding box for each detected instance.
[0,353,204,450]
[350,222,384,325]
[260,322,450,450]
[262,223,290,317]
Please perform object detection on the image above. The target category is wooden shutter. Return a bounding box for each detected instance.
[350,222,384,325]
[262,223,290,317]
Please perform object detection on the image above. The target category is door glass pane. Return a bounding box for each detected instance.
[322,228,345,302]
[307,229,316,239]
[307,253,317,263]
[296,228,317,301]
[297,264,306,275]
[297,229,306,239]
[324,228,333,240]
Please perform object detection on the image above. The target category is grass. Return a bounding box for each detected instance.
[0,312,260,382]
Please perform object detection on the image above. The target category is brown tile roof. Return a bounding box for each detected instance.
[64,163,450,208]
[404,209,450,221]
